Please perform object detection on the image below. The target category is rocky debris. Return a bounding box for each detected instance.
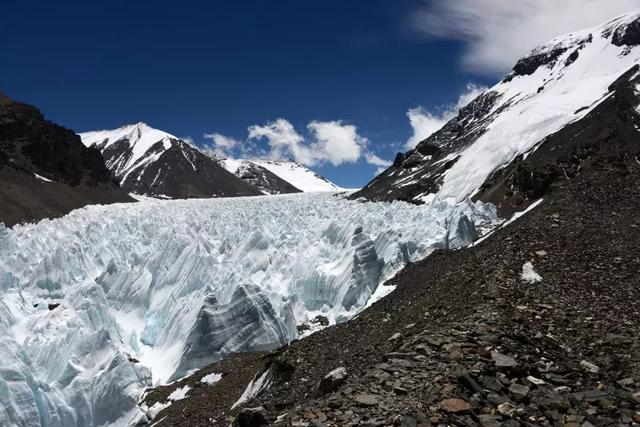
[491,351,518,368]
[317,368,348,395]
[439,398,471,413]
[580,360,600,374]
[233,407,268,427]
[352,393,379,407]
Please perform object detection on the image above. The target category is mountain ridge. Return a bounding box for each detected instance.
[81,123,343,197]
[80,123,264,199]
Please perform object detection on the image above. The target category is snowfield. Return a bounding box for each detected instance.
[0,192,495,426]
[439,12,640,201]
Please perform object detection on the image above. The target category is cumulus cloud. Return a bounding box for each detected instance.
[364,152,392,174]
[405,83,487,149]
[247,119,315,164]
[203,132,241,158]
[247,118,389,168]
[307,120,364,166]
[411,0,639,74]
[181,136,196,146]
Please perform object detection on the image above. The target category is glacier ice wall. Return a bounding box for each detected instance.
[0,192,496,426]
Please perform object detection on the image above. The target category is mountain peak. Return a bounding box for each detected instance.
[221,158,343,192]
[354,11,640,204]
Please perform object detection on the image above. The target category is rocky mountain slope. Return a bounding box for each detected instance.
[353,10,640,206]
[0,92,133,227]
[247,160,343,193]
[139,12,640,427]
[80,123,263,199]
[221,159,302,195]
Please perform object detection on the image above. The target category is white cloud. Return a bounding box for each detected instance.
[247,118,315,164]
[247,118,389,168]
[364,152,392,174]
[203,132,241,158]
[307,120,364,166]
[364,152,390,167]
[405,83,487,149]
[412,0,639,74]
[181,136,196,146]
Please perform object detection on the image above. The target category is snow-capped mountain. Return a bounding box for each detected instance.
[354,10,640,206]
[80,123,262,199]
[220,159,302,195]
[223,158,343,193]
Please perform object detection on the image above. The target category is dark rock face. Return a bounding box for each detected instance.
[511,47,567,77]
[0,92,133,227]
[612,17,640,47]
[99,136,264,199]
[351,90,501,202]
[0,93,113,186]
[564,49,580,67]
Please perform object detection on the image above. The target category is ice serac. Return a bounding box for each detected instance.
[80,123,262,199]
[173,285,294,380]
[0,192,496,426]
[353,9,640,204]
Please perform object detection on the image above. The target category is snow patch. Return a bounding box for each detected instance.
[521,262,543,283]
[33,173,53,183]
[167,385,191,401]
[201,372,222,385]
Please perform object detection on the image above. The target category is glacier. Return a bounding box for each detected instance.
[0,192,496,426]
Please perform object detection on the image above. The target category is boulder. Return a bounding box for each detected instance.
[318,367,348,395]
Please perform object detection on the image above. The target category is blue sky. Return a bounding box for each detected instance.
[2,0,635,187]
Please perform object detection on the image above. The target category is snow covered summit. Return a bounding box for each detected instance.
[355,9,640,205]
[80,123,262,199]
[221,158,343,193]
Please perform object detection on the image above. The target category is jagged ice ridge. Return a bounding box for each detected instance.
[0,192,495,426]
